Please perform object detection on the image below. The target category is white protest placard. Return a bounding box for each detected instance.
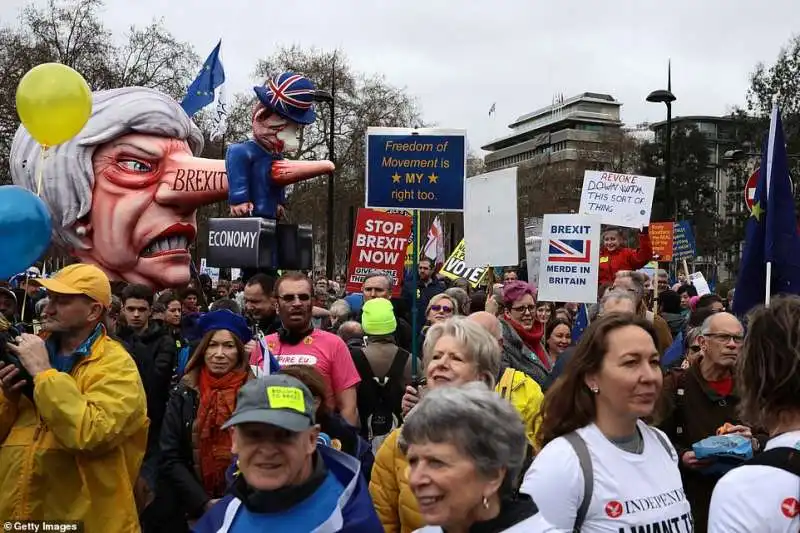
[689,272,711,296]
[578,170,656,229]
[464,167,518,266]
[231,268,242,281]
[537,214,601,303]
[524,216,544,287]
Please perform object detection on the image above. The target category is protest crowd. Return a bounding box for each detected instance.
[2,15,800,533]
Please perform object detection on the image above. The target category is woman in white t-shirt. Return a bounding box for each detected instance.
[521,313,692,532]
[708,296,800,532]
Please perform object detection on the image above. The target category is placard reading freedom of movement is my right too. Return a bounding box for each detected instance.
[578,170,656,229]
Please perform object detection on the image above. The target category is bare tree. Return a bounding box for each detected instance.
[0,0,199,184]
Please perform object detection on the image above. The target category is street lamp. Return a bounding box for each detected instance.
[313,89,335,279]
[647,88,677,218]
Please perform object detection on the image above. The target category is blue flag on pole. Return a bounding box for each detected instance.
[571,303,589,343]
[732,105,800,316]
[180,40,225,117]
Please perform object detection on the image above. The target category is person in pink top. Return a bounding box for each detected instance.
[250,272,360,426]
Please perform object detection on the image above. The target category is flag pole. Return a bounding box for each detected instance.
[765,262,772,307]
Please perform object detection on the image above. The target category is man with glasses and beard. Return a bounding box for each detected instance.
[259,272,360,426]
[655,312,767,532]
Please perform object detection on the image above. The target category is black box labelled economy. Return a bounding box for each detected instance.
[207,218,313,270]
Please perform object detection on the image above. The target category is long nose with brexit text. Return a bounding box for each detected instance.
[154,152,228,206]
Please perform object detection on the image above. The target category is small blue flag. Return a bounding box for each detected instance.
[571,303,589,343]
[733,105,800,316]
[181,40,225,117]
[661,331,684,369]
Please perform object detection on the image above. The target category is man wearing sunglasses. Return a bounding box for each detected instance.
[262,272,360,426]
[655,312,767,532]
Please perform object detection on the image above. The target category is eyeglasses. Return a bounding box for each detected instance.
[705,333,744,344]
[279,293,311,303]
[511,305,536,314]
[430,305,453,313]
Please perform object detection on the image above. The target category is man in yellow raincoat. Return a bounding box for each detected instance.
[0,264,148,533]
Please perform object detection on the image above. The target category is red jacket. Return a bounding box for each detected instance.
[599,232,653,286]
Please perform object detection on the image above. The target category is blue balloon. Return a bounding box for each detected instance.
[0,186,52,279]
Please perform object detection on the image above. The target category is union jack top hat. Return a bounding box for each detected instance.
[253,71,317,125]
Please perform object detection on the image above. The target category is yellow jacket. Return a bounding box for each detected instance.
[369,370,544,533]
[0,328,149,533]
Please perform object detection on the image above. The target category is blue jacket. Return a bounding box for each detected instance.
[194,446,383,533]
[225,139,285,219]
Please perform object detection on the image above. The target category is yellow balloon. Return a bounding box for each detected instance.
[15,63,92,147]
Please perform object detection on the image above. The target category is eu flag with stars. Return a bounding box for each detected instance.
[180,40,225,117]
[732,105,800,316]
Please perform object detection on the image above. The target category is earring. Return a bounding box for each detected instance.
[482,496,489,509]
[75,226,88,237]
[590,385,599,394]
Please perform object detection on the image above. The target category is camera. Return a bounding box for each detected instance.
[0,317,35,400]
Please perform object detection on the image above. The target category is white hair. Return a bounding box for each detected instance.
[10,87,204,249]
[423,316,501,388]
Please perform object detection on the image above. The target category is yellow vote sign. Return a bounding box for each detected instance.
[440,239,487,287]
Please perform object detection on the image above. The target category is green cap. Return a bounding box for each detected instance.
[222,375,315,432]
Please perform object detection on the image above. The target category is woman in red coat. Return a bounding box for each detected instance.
[598,226,653,286]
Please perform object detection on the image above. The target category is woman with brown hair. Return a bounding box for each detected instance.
[521,313,689,532]
[709,296,800,532]
[153,310,253,532]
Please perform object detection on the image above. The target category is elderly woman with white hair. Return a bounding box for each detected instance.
[371,317,544,533]
[402,384,555,533]
[10,87,227,288]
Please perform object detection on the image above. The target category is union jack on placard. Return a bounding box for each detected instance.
[548,239,591,263]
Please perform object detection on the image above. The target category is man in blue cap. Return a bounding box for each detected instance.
[226,72,334,220]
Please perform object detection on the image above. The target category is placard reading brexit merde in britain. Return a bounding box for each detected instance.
[366,127,466,211]
[537,213,601,304]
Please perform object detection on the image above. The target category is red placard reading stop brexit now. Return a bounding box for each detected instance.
[346,208,413,296]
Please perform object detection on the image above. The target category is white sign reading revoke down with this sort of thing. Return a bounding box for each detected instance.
[537,214,601,303]
[578,170,656,229]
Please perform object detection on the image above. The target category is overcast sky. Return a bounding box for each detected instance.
[3,0,799,154]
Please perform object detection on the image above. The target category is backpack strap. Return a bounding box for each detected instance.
[563,431,593,532]
[647,426,676,461]
[498,367,516,401]
[745,447,800,477]
[351,346,376,382]
[385,347,410,383]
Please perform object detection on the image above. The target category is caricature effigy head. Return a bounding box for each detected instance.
[10,87,227,288]
[251,71,318,154]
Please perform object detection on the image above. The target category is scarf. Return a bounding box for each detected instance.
[506,316,549,370]
[197,366,248,496]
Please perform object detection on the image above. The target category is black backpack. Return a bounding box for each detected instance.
[351,345,409,453]
[745,446,800,476]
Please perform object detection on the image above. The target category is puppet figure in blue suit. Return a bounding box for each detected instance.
[226,72,334,219]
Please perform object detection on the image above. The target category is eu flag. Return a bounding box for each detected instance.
[571,303,589,343]
[732,105,800,315]
[180,40,225,117]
